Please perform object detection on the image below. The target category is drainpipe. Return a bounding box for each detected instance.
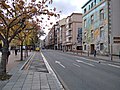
[108,0,113,60]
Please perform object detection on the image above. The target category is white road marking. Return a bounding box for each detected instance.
[55,61,65,68]
[108,64,120,69]
[76,60,95,67]
[73,63,81,67]
[78,57,99,63]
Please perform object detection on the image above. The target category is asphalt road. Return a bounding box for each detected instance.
[42,50,120,90]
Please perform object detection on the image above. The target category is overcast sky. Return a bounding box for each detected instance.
[40,0,88,40]
[52,0,88,18]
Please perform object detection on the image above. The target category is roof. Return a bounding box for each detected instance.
[82,0,92,9]
[66,13,82,18]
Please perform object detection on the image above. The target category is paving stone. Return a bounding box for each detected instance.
[12,87,22,90]
[32,85,40,89]
[13,85,23,88]
[49,83,57,89]
[22,87,31,90]
[32,82,40,84]
[1,52,64,90]
[5,82,15,86]
[24,82,32,84]
[2,86,13,90]
[41,83,49,89]
[41,88,50,90]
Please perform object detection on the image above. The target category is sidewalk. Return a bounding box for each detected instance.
[0,51,33,90]
[1,51,64,90]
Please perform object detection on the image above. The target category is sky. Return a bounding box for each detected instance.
[40,0,89,40]
[52,0,88,19]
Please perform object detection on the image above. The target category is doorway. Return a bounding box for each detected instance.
[91,44,95,54]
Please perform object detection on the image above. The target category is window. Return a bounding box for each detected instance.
[100,43,104,50]
[84,19,87,28]
[68,30,72,36]
[100,26,104,38]
[94,0,96,5]
[77,28,82,43]
[84,8,86,13]
[89,5,91,10]
[91,2,93,8]
[91,14,94,24]
[68,23,71,28]
[84,32,87,39]
[84,45,86,50]
[91,30,94,39]
[100,9,104,20]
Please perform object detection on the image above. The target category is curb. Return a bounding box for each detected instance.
[41,52,65,90]
[20,52,35,70]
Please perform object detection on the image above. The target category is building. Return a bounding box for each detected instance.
[44,13,82,51]
[82,0,109,55]
[65,13,82,51]
[110,0,120,55]
[57,18,66,50]
[48,26,55,49]
[82,0,120,56]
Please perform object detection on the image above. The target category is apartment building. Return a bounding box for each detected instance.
[110,0,120,55]
[57,18,66,50]
[82,0,109,55]
[82,0,120,55]
[44,34,49,49]
[44,13,82,51]
[47,26,55,49]
[65,13,82,51]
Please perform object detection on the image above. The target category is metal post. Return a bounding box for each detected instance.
[88,44,89,56]
[108,0,113,60]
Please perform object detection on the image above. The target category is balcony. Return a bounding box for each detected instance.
[66,40,72,45]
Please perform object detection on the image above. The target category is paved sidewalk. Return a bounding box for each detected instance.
[0,51,33,90]
[1,51,64,90]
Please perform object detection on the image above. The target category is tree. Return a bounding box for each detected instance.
[15,21,41,60]
[0,0,60,75]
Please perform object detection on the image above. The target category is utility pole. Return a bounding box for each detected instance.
[108,0,113,60]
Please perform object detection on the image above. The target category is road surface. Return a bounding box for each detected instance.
[42,50,120,90]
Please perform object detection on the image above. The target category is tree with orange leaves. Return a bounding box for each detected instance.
[0,0,60,76]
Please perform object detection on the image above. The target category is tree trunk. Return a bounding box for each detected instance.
[20,42,23,61]
[0,43,9,75]
[26,45,28,57]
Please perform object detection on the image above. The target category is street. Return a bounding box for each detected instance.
[42,50,120,90]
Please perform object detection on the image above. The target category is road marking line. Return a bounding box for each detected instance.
[73,63,80,67]
[55,61,65,68]
[76,60,95,67]
[78,57,99,63]
[108,64,120,69]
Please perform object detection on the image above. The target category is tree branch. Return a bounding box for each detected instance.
[8,24,26,43]
[0,34,5,43]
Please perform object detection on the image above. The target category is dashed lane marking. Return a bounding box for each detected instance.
[108,64,120,69]
[76,60,95,67]
[55,61,65,68]
[73,63,81,67]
